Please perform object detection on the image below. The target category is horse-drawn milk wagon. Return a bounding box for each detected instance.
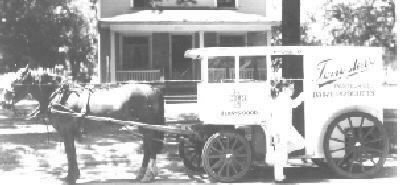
[178,46,396,182]
[2,46,396,183]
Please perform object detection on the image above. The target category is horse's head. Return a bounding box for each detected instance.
[2,66,30,109]
[3,66,62,115]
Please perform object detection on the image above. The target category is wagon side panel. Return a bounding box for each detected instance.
[303,47,384,158]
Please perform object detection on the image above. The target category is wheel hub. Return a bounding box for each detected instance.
[225,152,234,163]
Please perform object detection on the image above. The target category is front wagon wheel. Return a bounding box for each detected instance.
[323,112,389,178]
[202,132,251,182]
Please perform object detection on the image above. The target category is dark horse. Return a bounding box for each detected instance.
[3,67,165,184]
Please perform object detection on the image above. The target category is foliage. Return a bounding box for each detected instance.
[300,0,395,66]
[303,0,395,48]
[0,0,66,68]
[0,0,94,80]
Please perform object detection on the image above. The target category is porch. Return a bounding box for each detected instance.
[99,10,276,83]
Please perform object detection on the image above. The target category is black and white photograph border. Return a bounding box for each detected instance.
[0,0,398,184]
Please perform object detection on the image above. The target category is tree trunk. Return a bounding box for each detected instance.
[282,0,300,46]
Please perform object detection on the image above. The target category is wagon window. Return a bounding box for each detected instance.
[239,56,267,82]
[208,56,235,83]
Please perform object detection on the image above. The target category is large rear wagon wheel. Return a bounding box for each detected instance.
[202,131,251,182]
[323,112,389,178]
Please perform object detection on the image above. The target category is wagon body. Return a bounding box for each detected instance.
[187,46,385,155]
[182,46,396,181]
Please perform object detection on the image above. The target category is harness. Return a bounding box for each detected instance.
[49,85,92,117]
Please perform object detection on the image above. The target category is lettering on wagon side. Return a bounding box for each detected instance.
[315,57,375,88]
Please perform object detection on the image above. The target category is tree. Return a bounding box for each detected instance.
[0,0,66,68]
[301,0,396,66]
[56,4,93,80]
[282,0,300,46]
[0,0,95,80]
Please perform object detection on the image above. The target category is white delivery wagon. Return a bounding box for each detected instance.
[179,46,396,182]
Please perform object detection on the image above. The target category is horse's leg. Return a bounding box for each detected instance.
[135,130,150,181]
[63,130,80,183]
[149,146,157,176]
[141,144,151,168]
[140,130,157,182]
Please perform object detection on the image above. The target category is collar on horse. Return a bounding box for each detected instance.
[48,84,93,117]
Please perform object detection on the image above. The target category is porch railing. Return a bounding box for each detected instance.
[208,68,267,82]
[116,70,161,82]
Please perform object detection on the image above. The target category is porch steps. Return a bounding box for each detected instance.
[164,81,197,104]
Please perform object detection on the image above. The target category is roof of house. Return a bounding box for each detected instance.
[100,10,273,24]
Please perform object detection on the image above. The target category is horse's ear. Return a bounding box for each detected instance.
[22,64,30,73]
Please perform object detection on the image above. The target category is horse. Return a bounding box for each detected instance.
[3,68,165,184]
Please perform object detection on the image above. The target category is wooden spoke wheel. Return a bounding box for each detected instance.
[179,137,204,172]
[202,132,251,182]
[323,112,389,178]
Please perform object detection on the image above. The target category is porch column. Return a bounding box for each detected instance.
[110,30,116,82]
[199,31,204,48]
[201,56,208,82]
[266,30,272,46]
[197,31,205,80]
[97,31,101,83]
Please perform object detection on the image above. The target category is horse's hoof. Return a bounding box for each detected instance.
[140,168,155,183]
[135,167,147,181]
[63,169,80,183]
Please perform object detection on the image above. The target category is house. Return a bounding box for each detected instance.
[98,0,280,83]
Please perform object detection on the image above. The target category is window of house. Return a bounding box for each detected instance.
[122,37,149,70]
[217,0,236,8]
[218,34,246,47]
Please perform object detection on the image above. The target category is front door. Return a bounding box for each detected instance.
[171,35,193,80]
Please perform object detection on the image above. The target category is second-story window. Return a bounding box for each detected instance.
[217,0,236,8]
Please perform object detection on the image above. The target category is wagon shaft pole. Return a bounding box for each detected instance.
[50,109,196,135]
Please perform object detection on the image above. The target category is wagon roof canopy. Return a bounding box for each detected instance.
[100,10,277,31]
[184,46,383,59]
